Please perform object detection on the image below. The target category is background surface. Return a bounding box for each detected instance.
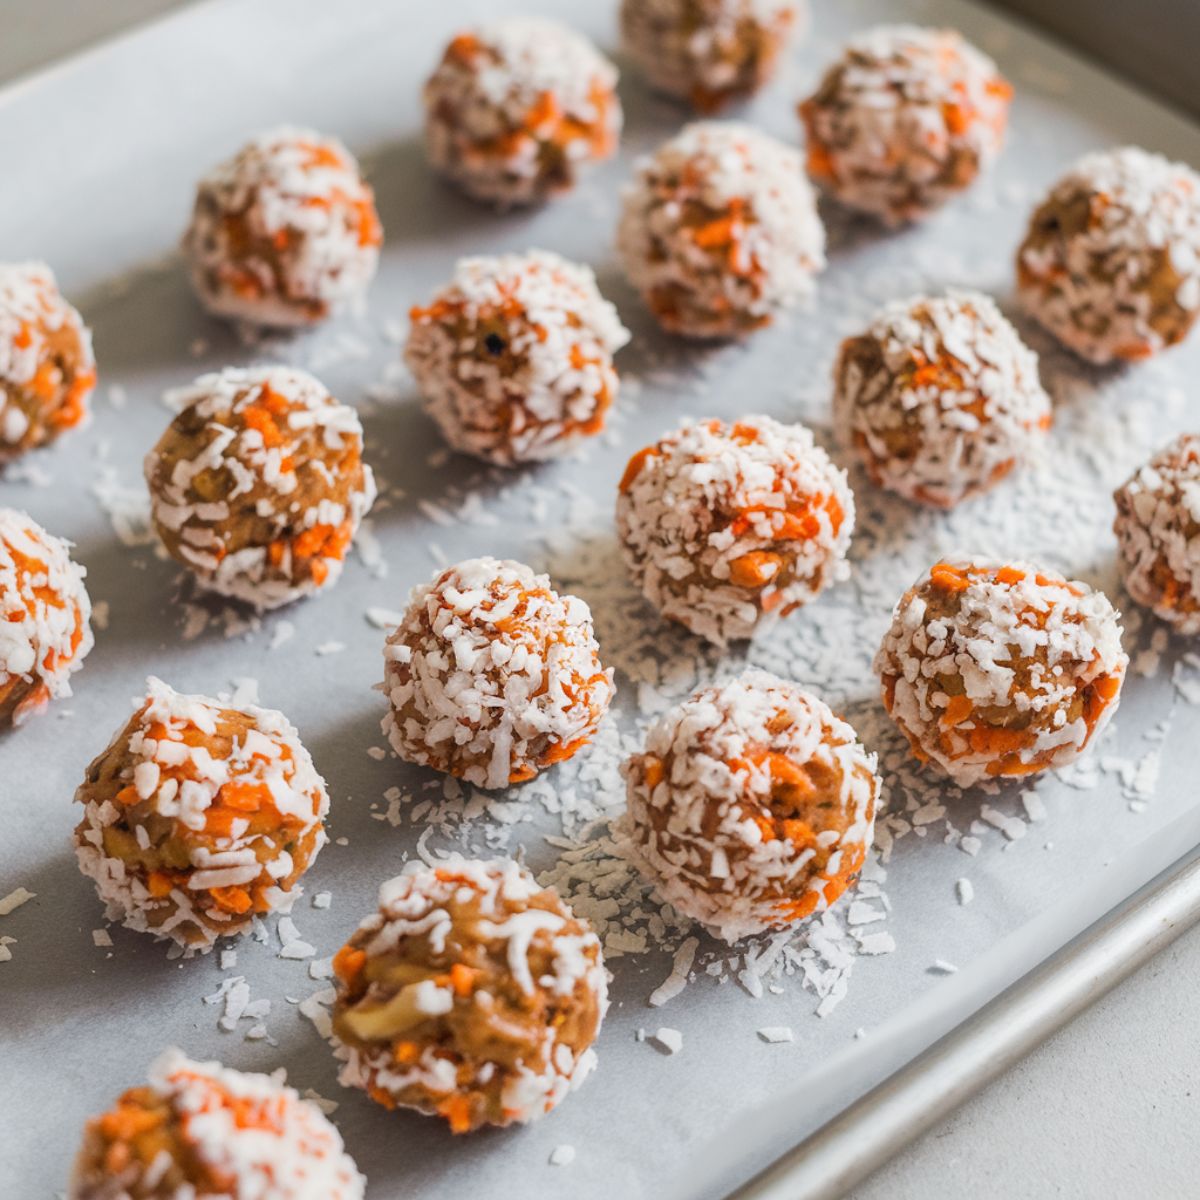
[5,3,1200,1198]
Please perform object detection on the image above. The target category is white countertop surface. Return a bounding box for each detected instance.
[7,4,1197,1197]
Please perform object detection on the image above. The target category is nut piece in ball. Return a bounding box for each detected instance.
[617,121,826,337]
[145,365,375,610]
[620,0,805,111]
[382,557,615,789]
[1114,434,1200,633]
[74,677,329,952]
[406,250,630,465]
[422,18,622,208]
[69,1049,364,1200]
[616,670,880,942]
[617,416,853,646]
[800,25,1011,225]
[834,289,1051,508]
[0,262,95,461]
[876,560,1127,786]
[0,508,92,728]
[1017,146,1200,364]
[184,126,382,327]
[332,855,607,1132]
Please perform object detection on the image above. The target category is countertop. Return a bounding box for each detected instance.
[5,4,1198,1198]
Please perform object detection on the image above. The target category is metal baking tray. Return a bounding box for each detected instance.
[4,1,1200,1197]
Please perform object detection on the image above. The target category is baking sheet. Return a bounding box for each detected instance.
[3,1,1200,1197]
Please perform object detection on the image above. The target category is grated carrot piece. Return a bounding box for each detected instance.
[643,756,664,789]
[449,963,477,997]
[930,562,970,593]
[619,445,659,492]
[729,550,782,588]
[241,405,282,447]
[439,1094,473,1134]
[941,694,974,727]
[332,943,367,984]
[392,1040,420,1065]
[98,1104,164,1142]
[146,871,174,899]
[210,885,252,915]
[217,781,268,812]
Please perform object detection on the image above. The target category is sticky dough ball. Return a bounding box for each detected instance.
[617,416,854,646]
[0,508,92,728]
[145,365,375,610]
[74,677,329,952]
[422,18,622,208]
[620,0,805,111]
[617,121,825,337]
[69,1049,364,1200]
[381,557,615,789]
[0,262,95,461]
[616,670,879,941]
[184,126,382,327]
[875,560,1127,786]
[799,25,1011,224]
[331,855,607,1132]
[1017,147,1200,364]
[834,289,1051,508]
[1114,434,1200,633]
[405,250,630,465]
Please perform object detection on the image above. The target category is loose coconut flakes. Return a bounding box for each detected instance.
[196,285,1198,1049]
[61,124,1200,1104]
[316,280,1200,1023]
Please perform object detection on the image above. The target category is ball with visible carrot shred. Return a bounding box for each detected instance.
[69,1048,364,1199]
[73,676,329,953]
[799,25,1011,225]
[0,508,93,728]
[620,0,805,112]
[1017,147,1200,364]
[184,126,382,327]
[331,855,607,1133]
[144,366,375,610]
[1114,434,1200,633]
[382,557,615,790]
[405,250,630,465]
[615,670,880,942]
[834,289,1051,509]
[422,18,622,208]
[876,560,1127,786]
[617,121,825,337]
[617,416,854,646]
[0,262,95,461]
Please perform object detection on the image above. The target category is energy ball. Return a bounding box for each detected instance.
[620,0,805,112]
[800,25,1012,225]
[1017,147,1200,364]
[382,558,614,789]
[876,560,1127,786]
[1114,434,1200,633]
[74,676,329,952]
[422,18,621,208]
[0,262,95,461]
[617,416,853,646]
[331,855,607,1132]
[833,289,1051,508]
[145,365,375,609]
[184,126,382,327]
[405,250,630,465]
[0,508,92,728]
[616,670,879,941]
[69,1049,364,1200]
[618,122,825,337]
